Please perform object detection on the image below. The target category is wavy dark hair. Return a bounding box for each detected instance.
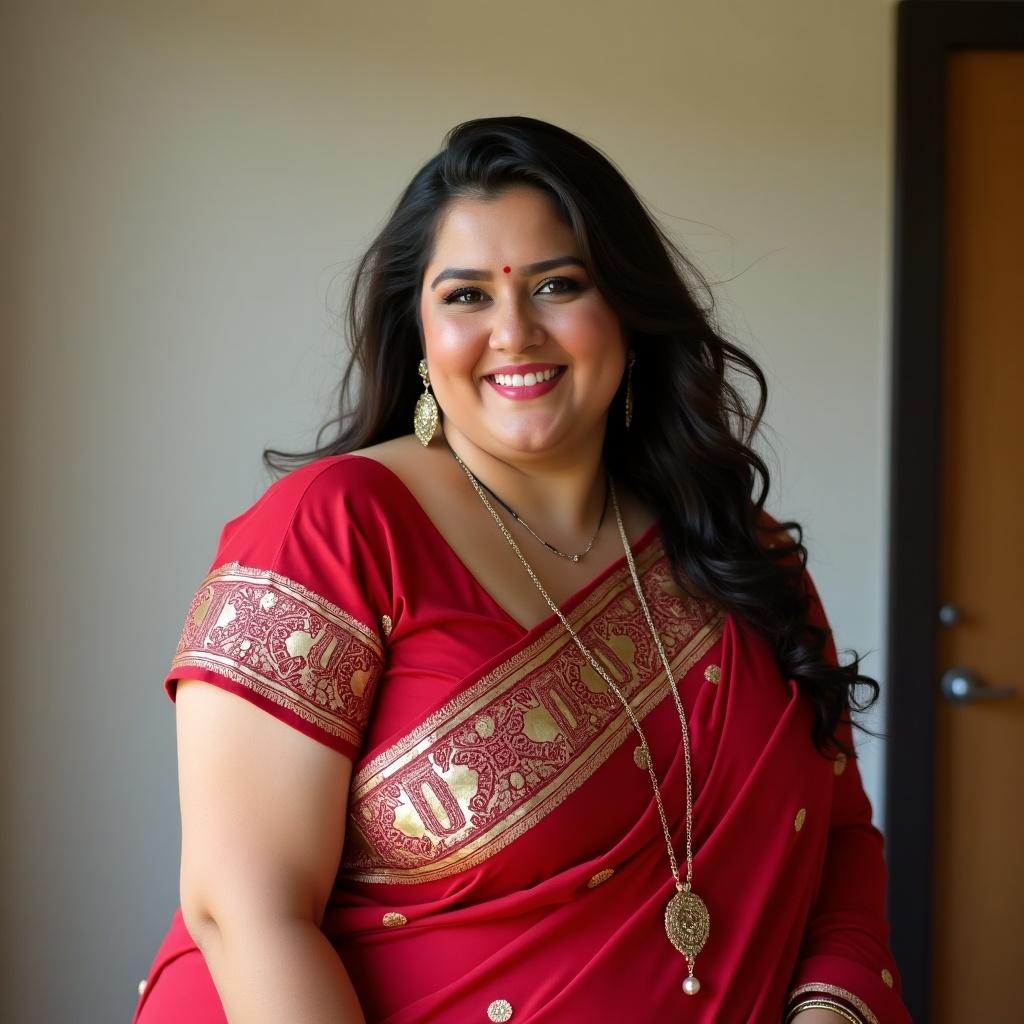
[264,115,879,759]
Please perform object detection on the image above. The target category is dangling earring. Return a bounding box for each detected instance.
[624,348,636,428]
[414,358,440,446]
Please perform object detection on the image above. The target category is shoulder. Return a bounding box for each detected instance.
[205,453,414,600]
[256,451,405,509]
[225,452,409,543]
[754,505,827,604]
[756,508,836,644]
[754,507,799,550]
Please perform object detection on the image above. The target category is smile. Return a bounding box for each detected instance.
[484,365,567,399]
[486,367,563,387]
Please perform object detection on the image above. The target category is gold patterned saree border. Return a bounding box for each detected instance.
[341,544,725,885]
[352,539,665,792]
[787,983,877,1024]
[170,562,383,748]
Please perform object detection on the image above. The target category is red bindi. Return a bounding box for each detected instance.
[502,265,511,273]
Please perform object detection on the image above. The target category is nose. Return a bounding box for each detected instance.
[489,290,545,353]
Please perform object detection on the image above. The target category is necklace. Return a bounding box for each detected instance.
[450,448,710,995]
[442,439,607,562]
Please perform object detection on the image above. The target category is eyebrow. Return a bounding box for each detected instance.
[429,255,586,291]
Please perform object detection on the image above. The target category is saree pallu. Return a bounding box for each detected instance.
[134,454,912,1024]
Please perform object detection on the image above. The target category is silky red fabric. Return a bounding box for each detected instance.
[133,454,911,1024]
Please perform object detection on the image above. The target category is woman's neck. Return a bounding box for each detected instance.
[442,423,609,546]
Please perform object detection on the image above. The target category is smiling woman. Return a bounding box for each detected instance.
[133,117,911,1024]
[420,186,627,463]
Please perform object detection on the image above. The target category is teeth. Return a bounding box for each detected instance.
[491,368,561,387]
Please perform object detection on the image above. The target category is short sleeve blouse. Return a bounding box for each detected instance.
[164,455,394,761]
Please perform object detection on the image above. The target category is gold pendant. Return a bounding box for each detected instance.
[414,392,439,446]
[664,887,710,962]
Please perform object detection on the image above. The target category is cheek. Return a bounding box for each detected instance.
[549,302,625,366]
[421,306,485,377]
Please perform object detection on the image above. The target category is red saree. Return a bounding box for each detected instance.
[133,454,911,1024]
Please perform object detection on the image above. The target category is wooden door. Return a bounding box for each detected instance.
[930,49,1024,1023]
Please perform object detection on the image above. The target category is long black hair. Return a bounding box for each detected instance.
[265,115,879,758]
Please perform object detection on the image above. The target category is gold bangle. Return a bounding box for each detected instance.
[785,998,863,1024]
[787,983,877,1024]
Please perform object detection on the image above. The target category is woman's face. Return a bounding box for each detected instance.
[418,184,627,463]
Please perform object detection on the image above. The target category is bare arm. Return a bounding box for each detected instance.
[176,679,367,1024]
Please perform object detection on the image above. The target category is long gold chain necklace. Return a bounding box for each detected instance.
[450,448,710,995]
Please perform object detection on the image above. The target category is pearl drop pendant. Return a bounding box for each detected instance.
[682,976,701,996]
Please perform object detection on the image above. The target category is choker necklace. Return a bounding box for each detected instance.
[450,446,710,995]
[443,439,608,562]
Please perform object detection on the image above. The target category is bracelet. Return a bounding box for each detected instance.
[787,983,877,1024]
[785,997,863,1024]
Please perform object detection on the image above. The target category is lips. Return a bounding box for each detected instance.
[486,366,564,387]
[484,365,567,400]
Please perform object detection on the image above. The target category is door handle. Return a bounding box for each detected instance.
[940,666,1017,703]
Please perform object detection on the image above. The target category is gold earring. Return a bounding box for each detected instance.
[414,358,440,446]
[624,349,636,428]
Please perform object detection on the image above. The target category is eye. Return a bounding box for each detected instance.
[442,287,486,305]
[536,277,581,295]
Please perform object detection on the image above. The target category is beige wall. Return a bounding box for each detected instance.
[5,1,897,1019]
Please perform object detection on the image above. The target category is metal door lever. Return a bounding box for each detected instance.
[940,666,1016,703]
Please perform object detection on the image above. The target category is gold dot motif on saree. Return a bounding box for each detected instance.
[704,664,722,684]
[487,998,514,1021]
[794,808,807,832]
[587,868,615,888]
[633,745,650,770]
[509,772,525,790]
[474,715,496,739]
[380,614,393,637]
[382,912,408,928]
[881,968,894,988]
[833,753,848,776]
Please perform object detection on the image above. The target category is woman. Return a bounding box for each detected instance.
[134,116,911,1024]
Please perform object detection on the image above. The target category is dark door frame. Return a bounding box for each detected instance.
[885,3,1024,1022]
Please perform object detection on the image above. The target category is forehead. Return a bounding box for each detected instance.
[429,186,577,259]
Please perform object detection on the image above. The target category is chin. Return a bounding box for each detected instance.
[489,422,575,457]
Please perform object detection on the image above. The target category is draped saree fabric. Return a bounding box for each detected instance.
[133,454,912,1024]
